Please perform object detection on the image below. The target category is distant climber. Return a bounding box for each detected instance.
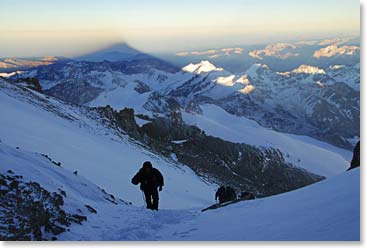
[131,161,164,210]
[215,186,237,204]
[348,141,360,171]
[239,191,255,200]
[215,186,226,203]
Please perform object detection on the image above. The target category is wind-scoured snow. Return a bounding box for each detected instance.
[182,104,351,177]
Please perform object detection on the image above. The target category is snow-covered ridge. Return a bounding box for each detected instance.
[313,45,360,58]
[0,141,123,240]
[245,63,270,76]
[182,104,350,177]
[0,56,63,71]
[215,75,236,86]
[292,64,326,74]
[249,43,299,60]
[0,70,26,78]
[0,79,216,209]
[176,47,243,58]
[5,56,359,149]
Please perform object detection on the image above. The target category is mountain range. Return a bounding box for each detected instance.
[4,42,359,150]
[0,40,360,240]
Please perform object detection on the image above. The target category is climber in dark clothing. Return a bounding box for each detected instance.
[348,141,360,171]
[131,161,164,210]
[215,186,236,204]
[215,186,227,204]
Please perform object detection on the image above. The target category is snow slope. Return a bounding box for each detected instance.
[158,168,360,241]
[87,83,151,113]
[1,137,359,241]
[0,80,359,241]
[62,167,360,241]
[0,142,119,217]
[182,104,351,177]
[0,80,216,209]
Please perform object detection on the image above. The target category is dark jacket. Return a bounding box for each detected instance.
[131,168,164,191]
[348,141,360,170]
[215,186,236,203]
[215,186,226,202]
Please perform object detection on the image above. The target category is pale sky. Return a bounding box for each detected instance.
[0,0,360,57]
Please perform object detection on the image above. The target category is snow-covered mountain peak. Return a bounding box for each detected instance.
[326,63,360,91]
[182,60,224,74]
[313,45,360,58]
[245,63,270,76]
[292,64,326,74]
[214,75,236,86]
[238,84,255,94]
[330,65,345,70]
[235,75,251,85]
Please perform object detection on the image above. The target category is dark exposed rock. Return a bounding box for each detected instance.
[0,171,87,241]
[85,205,97,214]
[41,154,62,167]
[14,77,42,92]
[58,189,67,197]
[45,80,103,105]
[95,106,324,197]
[94,106,141,139]
[134,80,151,93]
[71,214,87,224]
[0,178,7,186]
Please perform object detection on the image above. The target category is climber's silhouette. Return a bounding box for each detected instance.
[348,141,360,171]
[215,186,236,204]
[131,161,164,210]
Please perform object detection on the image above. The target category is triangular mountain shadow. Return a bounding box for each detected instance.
[75,42,153,62]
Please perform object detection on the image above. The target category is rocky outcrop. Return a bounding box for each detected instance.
[0,170,87,241]
[96,106,324,197]
[13,77,42,92]
[45,80,103,105]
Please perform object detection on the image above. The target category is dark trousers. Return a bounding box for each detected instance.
[143,188,159,210]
